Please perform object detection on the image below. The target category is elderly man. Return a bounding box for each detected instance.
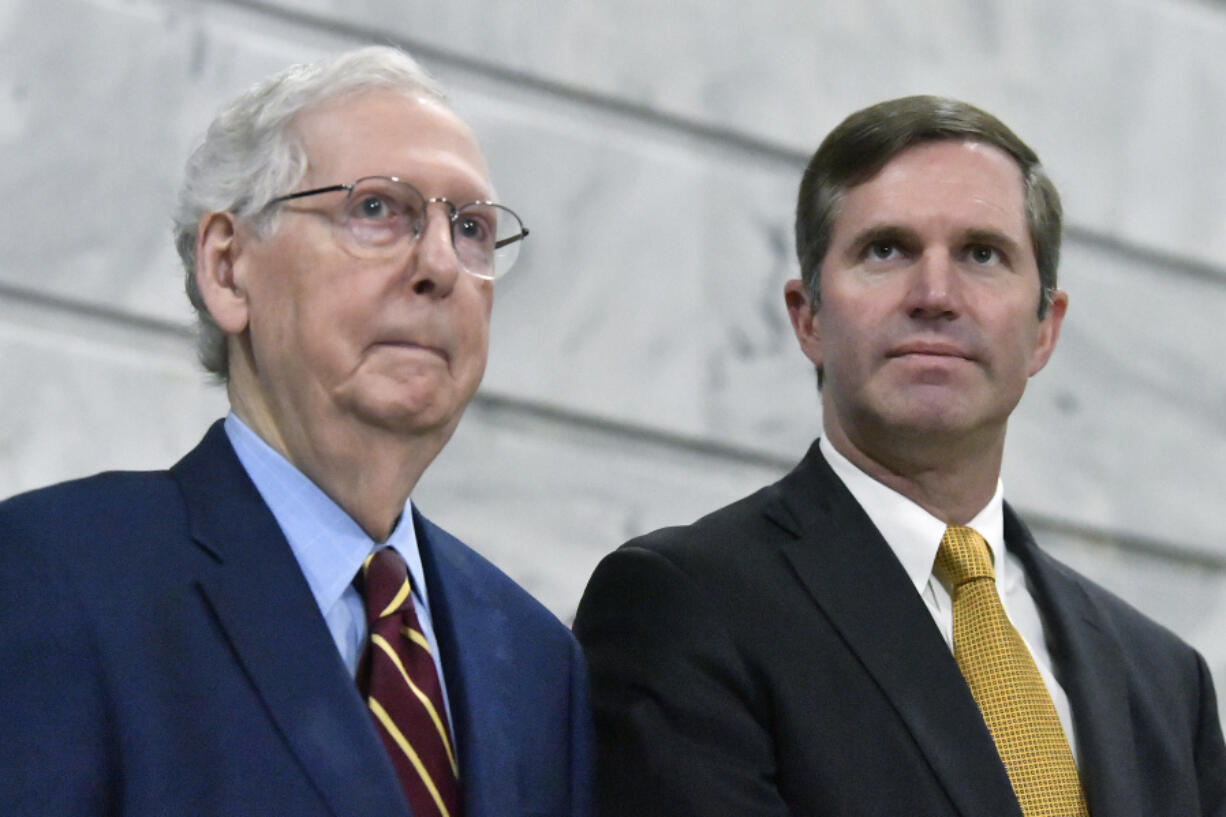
[0,47,592,817]
[575,96,1226,816]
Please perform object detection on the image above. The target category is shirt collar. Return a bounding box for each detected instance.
[223,412,430,615]
[819,436,1008,592]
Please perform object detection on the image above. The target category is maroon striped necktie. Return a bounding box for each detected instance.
[357,548,462,817]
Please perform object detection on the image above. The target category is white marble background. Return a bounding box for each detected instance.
[2,0,1225,683]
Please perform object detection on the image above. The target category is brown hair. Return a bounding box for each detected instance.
[794,95,1062,317]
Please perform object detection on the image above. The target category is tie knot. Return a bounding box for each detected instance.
[935,526,995,587]
[360,547,412,623]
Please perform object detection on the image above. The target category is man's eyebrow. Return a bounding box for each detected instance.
[844,225,919,255]
[962,228,1023,258]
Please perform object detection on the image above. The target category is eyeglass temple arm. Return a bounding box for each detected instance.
[266,184,352,206]
[494,227,529,250]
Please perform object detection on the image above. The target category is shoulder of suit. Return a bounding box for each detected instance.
[622,441,831,561]
[0,469,189,612]
[620,479,794,567]
[1,468,182,540]
[416,510,577,637]
[1034,543,1206,664]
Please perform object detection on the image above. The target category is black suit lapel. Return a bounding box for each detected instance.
[171,422,411,817]
[772,443,1023,817]
[1007,508,1142,817]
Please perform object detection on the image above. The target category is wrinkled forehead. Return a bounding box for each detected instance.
[293,89,492,199]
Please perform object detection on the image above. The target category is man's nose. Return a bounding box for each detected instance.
[905,248,962,319]
[405,208,462,297]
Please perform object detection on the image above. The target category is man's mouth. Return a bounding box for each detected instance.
[373,340,449,363]
[888,341,974,361]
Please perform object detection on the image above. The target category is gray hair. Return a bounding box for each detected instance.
[172,46,447,378]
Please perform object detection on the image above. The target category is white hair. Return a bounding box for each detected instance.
[172,46,447,378]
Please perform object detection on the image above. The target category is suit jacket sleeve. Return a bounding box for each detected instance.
[1194,651,1226,816]
[568,634,598,817]
[574,544,793,817]
[0,505,116,814]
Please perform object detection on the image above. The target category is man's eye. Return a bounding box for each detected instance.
[455,215,493,247]
[867,241,900,260]
[352,195,396,221]
[968,245,999,264]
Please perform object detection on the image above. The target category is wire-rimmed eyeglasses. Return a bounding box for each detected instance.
[266,175,529,280]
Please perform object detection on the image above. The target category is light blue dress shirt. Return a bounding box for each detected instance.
[223,413,452,722]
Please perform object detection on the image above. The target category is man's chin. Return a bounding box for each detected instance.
[860,395,982,442]
[359,403,461,437]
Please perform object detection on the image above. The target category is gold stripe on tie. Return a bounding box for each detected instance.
[369,697,453,817]
[935,526,1089,817]
[361,555,413,620]
[371,633,459,775]
[379,577,412,619]
[403,625,433,653]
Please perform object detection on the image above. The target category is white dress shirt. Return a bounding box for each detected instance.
[819,437,1080,763]
[223,413,453,724]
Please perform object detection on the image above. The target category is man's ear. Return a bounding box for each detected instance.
[1028,287,1068,377]
[194,212,250,335]
[784,278,822,368]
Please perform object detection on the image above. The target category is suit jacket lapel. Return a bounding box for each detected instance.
[1007,509,1142,817]
[414,508,514,817]
[772,443,1023,817]
[171,422,410,817]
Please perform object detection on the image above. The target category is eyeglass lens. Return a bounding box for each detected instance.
[339,177,524,279]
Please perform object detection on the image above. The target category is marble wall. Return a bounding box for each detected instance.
[2,0,1225,685]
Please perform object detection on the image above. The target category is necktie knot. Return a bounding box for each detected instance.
[361,548,412,623]
[935,525,995,587]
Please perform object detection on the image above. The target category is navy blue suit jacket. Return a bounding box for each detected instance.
[575,441,1226,816]
[0,421,593,817]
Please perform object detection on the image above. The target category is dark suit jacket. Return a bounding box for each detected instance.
[574,440,1226,816]
[0,421,593,817]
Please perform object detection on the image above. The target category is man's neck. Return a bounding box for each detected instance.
[229,394,449,543]
[823,422,1004,526]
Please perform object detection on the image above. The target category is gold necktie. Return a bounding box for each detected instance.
[935,526,1088,817]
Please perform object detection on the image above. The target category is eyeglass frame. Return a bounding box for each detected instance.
[263,175,530,280]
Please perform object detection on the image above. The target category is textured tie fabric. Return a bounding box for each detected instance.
[935,526,1089,817]
[358,548,462,817]
[931,525,1088,809]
